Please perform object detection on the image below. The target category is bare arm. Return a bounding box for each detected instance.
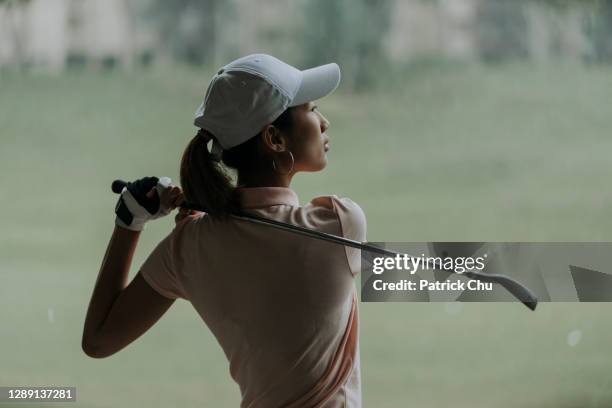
[81,226,175,358]
[82,186,185,358]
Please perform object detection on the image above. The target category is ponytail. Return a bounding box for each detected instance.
[179,130,239,218]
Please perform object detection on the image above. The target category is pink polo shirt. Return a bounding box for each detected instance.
[139,187,367,407]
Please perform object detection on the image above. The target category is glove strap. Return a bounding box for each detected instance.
[115,196,134,227]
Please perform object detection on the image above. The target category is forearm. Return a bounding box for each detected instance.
[82,225,140,344]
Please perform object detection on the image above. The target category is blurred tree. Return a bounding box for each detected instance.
[299,0,392,91]
[536,0,597,7]
[0,0,32,70]
[477,0,611,64]
[584,0,612,63]
[476,0,529,62]
[147,0,232,66]
[534,0,612,63]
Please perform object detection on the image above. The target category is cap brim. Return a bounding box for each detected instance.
[289,63,341,107]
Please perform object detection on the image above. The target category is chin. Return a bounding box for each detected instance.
[315,156,328,171]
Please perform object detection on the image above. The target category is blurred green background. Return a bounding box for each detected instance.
[2,0,612,407]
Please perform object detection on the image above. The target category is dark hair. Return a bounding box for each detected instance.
[180,108,294,218]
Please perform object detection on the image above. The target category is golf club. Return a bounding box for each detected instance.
[112,179,538,311]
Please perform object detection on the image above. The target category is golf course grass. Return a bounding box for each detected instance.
[2,61,612,407]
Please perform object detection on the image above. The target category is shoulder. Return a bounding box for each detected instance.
[308,195,366,219]
[167,212,206,244]
[306,195,367,241]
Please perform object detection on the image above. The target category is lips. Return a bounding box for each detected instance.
[323,136,330,152]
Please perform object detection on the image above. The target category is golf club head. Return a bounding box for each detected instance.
[464,271,538,311]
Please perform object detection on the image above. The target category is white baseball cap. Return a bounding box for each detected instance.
[194,53,341,152]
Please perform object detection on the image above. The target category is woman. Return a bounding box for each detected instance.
[82,54,367,407]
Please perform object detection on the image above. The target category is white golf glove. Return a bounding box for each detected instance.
[114,176,174,231]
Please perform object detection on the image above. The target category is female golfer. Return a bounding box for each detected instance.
[82,54,367,407]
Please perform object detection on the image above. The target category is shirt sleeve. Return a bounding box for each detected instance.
[331,196,367,276]
[138,219,191,300]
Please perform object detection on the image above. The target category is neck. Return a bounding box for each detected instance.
[237,171,294,188]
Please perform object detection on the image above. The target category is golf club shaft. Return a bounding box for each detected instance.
[112,179,537,310]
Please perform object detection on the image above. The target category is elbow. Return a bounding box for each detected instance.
[82,341,104,359]
[82,337,111,359]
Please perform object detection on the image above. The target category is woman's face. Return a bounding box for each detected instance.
[287,101,331,172]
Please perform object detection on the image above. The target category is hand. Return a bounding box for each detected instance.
[174,207,203,224]
[159,184,185,212]
[114,176,181,231]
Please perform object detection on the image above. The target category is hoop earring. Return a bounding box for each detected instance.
[272,151,294,175]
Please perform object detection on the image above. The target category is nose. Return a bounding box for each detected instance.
[319,113,330,133]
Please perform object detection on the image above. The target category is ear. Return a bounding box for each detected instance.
[260,124,289,154]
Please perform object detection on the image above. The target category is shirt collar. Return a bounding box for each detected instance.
[236,186,300,209]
